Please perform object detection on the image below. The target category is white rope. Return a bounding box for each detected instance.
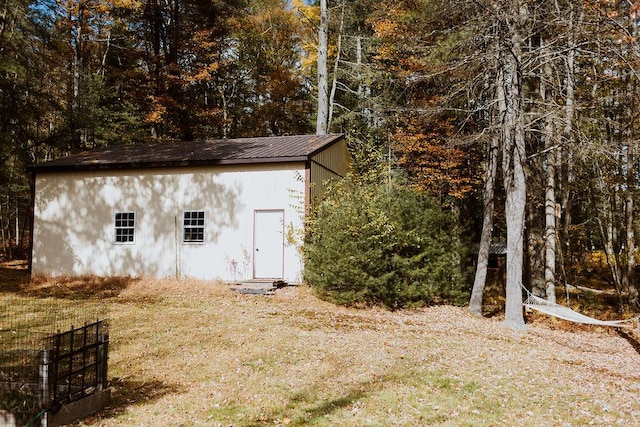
[523,292,636,328]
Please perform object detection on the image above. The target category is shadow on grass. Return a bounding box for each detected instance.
[245,373,396,427]
[0,261,137,300]
[96,377,184,420]
[616,328,640,355]
[288,390,365,426]
[244,390,365,427]
[23,275,137,300]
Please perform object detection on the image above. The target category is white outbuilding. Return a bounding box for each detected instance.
[29,134,350,283]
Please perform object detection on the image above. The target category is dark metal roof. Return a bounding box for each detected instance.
[489,241,507,256]
[30,134,345,172]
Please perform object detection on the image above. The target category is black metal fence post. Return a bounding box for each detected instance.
[38,349,50,426]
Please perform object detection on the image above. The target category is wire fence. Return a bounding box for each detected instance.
[0,297,109,426]
[0,296,107,344]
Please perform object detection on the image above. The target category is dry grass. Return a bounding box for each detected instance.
[2,264,640,426]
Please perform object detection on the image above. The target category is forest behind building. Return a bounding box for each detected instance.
[2,0,640,317]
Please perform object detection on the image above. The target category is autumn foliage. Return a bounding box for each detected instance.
[393,120,479,201]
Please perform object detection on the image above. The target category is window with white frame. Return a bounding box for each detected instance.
[114,212,135,243]
[183,210,205,243]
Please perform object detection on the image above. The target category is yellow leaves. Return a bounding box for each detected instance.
[370,18,400,39]
[188,63,220,83]
[291,0,318,23]
[286,0,319,73]
[368,2,429,74]
[111,0,143,10]
[57,0,112,16]
[145,96,168,124]
[145,109,165,125]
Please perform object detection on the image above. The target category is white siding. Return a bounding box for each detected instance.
[32,163,306,282]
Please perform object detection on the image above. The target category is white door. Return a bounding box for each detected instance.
[253,210,285,279]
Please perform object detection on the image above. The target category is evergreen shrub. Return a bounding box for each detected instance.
[303,173,469,309]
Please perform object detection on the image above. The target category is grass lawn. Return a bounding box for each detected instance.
[2,262,640,426]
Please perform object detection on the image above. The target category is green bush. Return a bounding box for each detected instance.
[303,173,469,309]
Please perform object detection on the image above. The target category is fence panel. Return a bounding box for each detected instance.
[0,320,109,426]
[45,320,109,409]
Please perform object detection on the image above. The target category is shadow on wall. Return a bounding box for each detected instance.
[32,168,244,278]
[31,219,77,275]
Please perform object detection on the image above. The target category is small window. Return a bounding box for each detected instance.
[183,210,205,243]
[115,212,135,243]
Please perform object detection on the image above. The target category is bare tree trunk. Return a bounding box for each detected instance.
[316,0,329,135]
[626,0,639,310]
[502,1,527,330]
[625,149,636,306]
[73,4,82,104]
[469,132,500,316]
[327,3,345,131]
[596,169,625,308]
[542,34,558,304]
[526,55,545,296]
[327,32,340,131]
[558,5,579,291]
[624,115,637,307]
[218,85,230,139]
[356,36,363,99]
[527,191,545,297]
[0,204,6,260]
[600,215,624,308]
[469,65,504,316]
[543,152,557,303]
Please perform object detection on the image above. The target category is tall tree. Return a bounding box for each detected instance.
[225,0,313,137]
[575,0,640,309]
[316,0,329,134]
[469,87,502,316]
[497,0,527,329]
[0,0,56,257]
[369,0,527,326]
[127,0,247,141]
